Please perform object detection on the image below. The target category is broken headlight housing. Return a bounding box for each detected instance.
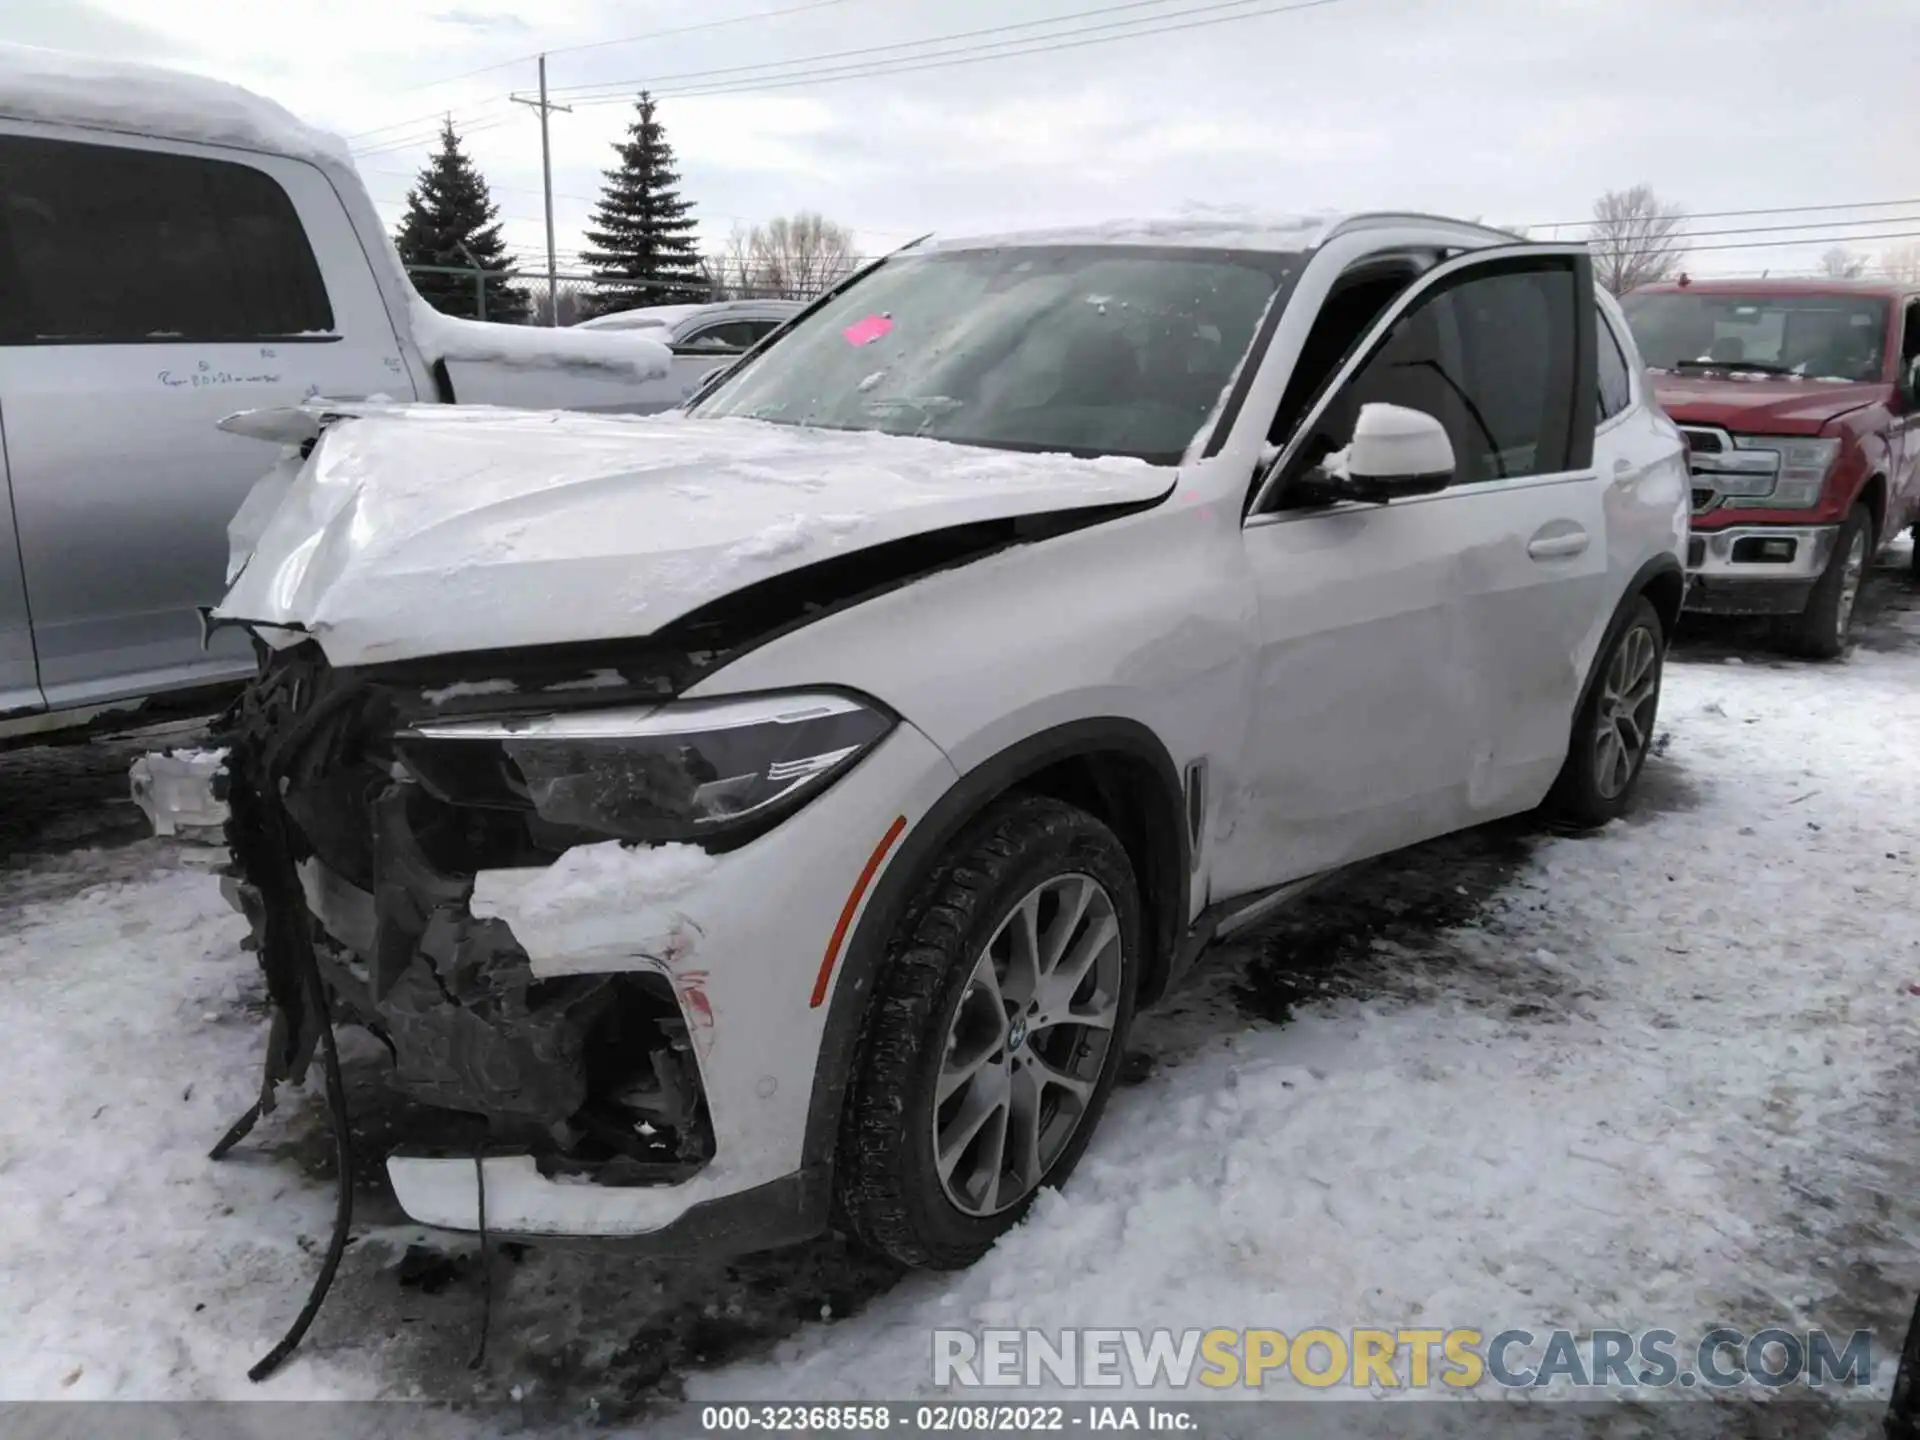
[395,691,894,847]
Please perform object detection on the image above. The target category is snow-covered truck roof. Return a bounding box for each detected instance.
[0,41,352,165]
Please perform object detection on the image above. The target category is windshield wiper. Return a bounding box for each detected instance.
[1671,358,1791,376]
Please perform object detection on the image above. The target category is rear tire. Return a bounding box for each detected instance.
[834,794,1141,1269]
[1780,503,1871,659]
[1544,595,1665,828]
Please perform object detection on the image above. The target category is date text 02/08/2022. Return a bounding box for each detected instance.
[696,1403,1198,1433]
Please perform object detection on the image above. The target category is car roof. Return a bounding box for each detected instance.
[926,210,1526,256]
[1631,277,1911,301]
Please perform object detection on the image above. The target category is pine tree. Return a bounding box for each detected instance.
[580,92,705,314]
[394,119,529,323]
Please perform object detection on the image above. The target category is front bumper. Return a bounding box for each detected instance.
[1683,524,1837,615]
[376,716,959,1239]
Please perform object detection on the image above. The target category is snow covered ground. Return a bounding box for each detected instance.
[3,570,1919,1431]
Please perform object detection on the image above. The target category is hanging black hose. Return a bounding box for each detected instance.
[246,957,355,1383]
[207,665,374,1383]
[207,1101,261,1161]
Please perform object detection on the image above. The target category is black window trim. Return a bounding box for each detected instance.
[1596,308,1635,425]
[0,131,339,347]
[1246,244,1597,520]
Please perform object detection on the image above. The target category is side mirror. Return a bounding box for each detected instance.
[1295,403,1457,506]
[1901,357,1920,408]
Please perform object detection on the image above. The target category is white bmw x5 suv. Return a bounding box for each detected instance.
[213,212,1687,1270]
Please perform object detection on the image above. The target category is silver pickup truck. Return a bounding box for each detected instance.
[0,45,748,746]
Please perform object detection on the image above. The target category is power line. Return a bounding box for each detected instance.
[348,0,1352,160]
[1661,214,1920,243]
[352,113,518,159]
[560,0,1353,106]
[1529,196,1920,231]
[549,0,1296,99]
[354,0,860,132]
[1681,229,1920,255]
[346,99,514,145]
[544,0,858,63]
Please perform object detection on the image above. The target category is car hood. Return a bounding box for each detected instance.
[214,403,1169,667]
[1648,373,1885,434]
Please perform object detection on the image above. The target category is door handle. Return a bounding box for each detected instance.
[1527,528,1590,560]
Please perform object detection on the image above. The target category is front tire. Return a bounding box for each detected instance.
[835,794,1141,1269]
[1544,595,1665,828]
[1781,503,1871,659]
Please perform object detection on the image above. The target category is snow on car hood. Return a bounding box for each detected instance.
[214,403,1169,667]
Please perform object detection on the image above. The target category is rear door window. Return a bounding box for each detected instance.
[0,133,333,344]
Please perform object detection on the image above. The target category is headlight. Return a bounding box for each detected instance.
[1731,436,1840,508]
[396,692,894,845]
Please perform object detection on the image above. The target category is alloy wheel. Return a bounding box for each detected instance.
[1593,623,1660,801]
[932,873,1124,1217]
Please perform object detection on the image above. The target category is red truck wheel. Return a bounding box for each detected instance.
[1780,504,1871,660]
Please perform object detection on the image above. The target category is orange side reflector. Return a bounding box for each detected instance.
[811,815,908,1008]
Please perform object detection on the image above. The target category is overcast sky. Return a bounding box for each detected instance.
[5,0,1914,278]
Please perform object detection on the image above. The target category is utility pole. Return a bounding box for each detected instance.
[511,55,571,326]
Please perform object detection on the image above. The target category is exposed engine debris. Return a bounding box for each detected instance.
[219,643,717,1171]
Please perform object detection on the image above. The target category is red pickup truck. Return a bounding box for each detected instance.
[1620,278,1920,656]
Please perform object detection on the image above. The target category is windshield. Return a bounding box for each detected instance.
[1621,291,1889,383]
[691,244,1292,464]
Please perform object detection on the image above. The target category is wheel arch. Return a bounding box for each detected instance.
[802,717,1190,1179]
[1575,554,1684,726]
[1858,472,1889,547]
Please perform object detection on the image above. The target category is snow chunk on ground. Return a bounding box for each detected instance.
[0,852,374,1399]
[0,41,350,164]
[470,841,718,973]
[128,749,228,838]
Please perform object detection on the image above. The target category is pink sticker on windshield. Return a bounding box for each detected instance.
[842,314,893,347]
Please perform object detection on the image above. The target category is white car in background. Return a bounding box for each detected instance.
[576,298,804,351]
[213,212,1688,1273]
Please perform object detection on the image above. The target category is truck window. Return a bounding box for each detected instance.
[0,134,333,344]
[1622,292,1888,383]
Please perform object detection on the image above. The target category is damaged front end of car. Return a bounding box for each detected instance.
[219,641,730,1187]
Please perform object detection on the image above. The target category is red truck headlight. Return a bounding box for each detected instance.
[1730,435,1840,508]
